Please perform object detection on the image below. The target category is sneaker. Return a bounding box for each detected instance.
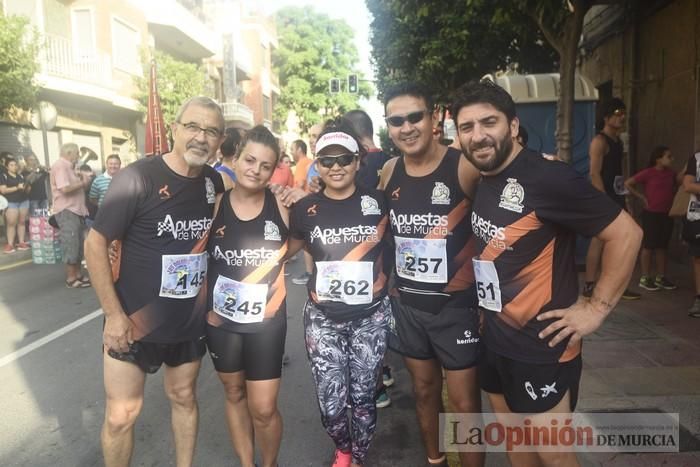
[582,281,595,298]
[382,366,394,387]
[376,387,391,408]
[3,244,15,254]
[332,449,352,467]
[638,276,660,291]
[654,276,677,290]
[16,242,30,251]
[292,272,311,285]
[621,288,641,300]
[688,298,700,318]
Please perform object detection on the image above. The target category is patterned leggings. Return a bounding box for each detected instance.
[304,297,391,465]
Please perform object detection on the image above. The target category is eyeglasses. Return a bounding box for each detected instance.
[317,153,357,169]
[385,110,429,127]
[612,109,626,116]
[179,122,222,138]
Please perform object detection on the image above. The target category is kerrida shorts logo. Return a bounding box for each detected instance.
[264,221,282,241]
[431,182,450,205]
[205,177,216,204]
[360,195,381,216]
[499,178,525,213]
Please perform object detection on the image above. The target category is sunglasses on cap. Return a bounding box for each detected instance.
[317,153,358,169]
[385,110,430,127]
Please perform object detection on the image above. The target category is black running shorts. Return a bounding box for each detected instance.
[388,295,480,370]
[106,337,206,374]
[479,346,582,413]
[206,311,287,380]
[641,210,673,249]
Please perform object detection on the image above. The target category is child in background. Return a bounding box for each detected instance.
[625,145,683,290]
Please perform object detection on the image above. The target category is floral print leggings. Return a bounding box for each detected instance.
[304,297,392,465]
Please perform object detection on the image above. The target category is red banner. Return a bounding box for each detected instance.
[144,59,169,156]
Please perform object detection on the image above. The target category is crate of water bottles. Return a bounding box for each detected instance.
[28,208,62,265]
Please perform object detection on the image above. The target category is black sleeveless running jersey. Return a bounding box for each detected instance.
[290,185,391,322]
[206,189,288,334]
[599,132,625,207]
[384,147,477,311]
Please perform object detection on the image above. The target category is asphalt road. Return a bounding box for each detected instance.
[0,257,426,467]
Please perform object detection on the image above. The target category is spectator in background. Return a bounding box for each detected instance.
[683,151,700,317]
[584,98,641,300]
[343,109,393,190]
[0,151,11,176]
[270,152,294,187]
[0,155,30,253]
[625,145,682,291]
[291,138,313,191]
[51,142,92,288]
[216,127,241,190]
[89,154,121,208]
[22,153,50,215]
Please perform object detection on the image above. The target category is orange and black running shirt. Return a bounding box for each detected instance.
[92,155,225,343]
[384,148,477,311]
[206,189,288,334]
[471,149,621,364]
[290,186,391,322]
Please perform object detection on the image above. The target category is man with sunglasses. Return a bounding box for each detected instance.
[85,96,225,467]
[583,98,641,300]
[378,83,484,467]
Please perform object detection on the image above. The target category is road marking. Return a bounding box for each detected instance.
[0,309,103,369]
[0,259,33,272]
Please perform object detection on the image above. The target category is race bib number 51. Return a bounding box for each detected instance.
[159,253,207,299]
[315,261,373,305]
[212,275,268,324]
[395,236,447,283]
[472,257,502,312]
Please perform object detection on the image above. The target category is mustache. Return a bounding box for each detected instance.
[186,142,208,152]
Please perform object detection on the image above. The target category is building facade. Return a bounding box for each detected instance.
[578,0,699,174]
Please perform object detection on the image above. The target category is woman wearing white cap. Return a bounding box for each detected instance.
[284,121,393,467]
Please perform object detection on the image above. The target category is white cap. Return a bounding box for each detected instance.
[314,131,359,155]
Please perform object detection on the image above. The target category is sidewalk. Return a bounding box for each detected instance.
[576,258,700,466]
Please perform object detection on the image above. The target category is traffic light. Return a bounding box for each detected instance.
[348,74,358,93]
[329,78,340,93]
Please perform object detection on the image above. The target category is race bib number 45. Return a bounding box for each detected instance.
[159,253,207,299]
[472,257,502,312]
[315,261,373,305]
[212,275,268,324]
[395,236,447,283]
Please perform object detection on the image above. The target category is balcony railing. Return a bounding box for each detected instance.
[220,101,254,126]
[41,34,112,86]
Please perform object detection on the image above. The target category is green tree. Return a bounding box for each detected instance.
[134,50,209,126]
[505,0,597,162]
[0,14,40,113]
[273,7,371,134]
[366,0,556,107]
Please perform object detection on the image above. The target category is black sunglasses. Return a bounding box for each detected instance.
[317,153,357,169]
[385,110,429,127]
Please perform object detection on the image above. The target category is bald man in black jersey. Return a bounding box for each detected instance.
[85,96,225,467]
[378,83,484,467]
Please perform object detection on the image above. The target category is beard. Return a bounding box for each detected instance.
[183,143,210,168]
[463,131,513,172]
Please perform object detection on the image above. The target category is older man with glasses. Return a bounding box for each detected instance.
[85,96,225,467]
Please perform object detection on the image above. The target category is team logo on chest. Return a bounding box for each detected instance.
[499,178,525,213]
[360,195,381,216]
[205,177,216,204]
[431,182,450,205]
[264,220,281,241]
